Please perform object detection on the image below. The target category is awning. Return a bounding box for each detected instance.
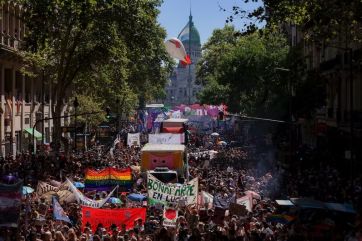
[24,128,42,140]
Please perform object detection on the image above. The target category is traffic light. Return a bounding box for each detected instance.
[105,107,111,119]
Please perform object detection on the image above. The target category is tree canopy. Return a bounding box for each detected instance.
[224,0,362,43]
[18,0,172,146]
[197,26,291,118]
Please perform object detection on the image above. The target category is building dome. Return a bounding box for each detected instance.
[177,15,200,46]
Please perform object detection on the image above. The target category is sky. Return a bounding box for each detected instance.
[158,0,263,45]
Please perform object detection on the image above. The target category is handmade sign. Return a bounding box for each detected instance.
[127,133,140,146]
[229,203,247,216]
[81,206,146,232]
[85,167,132,191]
[0,182,22,227]
[147,174,198,205]
[198,191,213,209]
[163,206,178,227]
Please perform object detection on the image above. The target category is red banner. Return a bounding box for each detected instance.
[81,206,146,232]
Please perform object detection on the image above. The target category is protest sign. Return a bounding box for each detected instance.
[163,207,178,227]
[148,133,184,144]
[147,174,198,205]
[66,179,117,208]
[198,191,213,209]
[127,133,140,146]
[81,206,146,232]
[0,182,22,227]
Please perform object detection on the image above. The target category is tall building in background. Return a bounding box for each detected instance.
[165,13,202,107]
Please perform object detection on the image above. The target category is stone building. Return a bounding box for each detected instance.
[0,2,70,157]
[165,13,203,106]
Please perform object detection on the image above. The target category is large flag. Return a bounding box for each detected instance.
[0,181,22,227]
[236,195,253,212]
[81,206,146,232]
[147,173,198,206]
[52,197,71,223]
[213,193,236,209]
[66,179,117,208]
[84,167,132,191]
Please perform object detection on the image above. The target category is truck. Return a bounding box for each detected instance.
[141,143,188,183]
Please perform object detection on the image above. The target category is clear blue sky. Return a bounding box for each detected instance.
[158,0,263,45]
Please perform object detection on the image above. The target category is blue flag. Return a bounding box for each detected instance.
[52,196,71,223]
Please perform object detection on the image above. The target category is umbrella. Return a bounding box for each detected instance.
[22,186,34,195]
[73,182,85,189]
[210,132,219,137]
[108,197,122,204]
[127,193,147,202]
[2,174,17,184]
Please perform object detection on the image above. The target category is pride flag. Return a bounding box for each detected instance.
[85,167,132,191]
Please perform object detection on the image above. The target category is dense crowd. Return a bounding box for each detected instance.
[0,128,361,241]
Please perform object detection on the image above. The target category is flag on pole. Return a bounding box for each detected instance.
[53,196,71,223]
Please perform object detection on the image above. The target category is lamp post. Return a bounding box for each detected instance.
[73,97,79,151]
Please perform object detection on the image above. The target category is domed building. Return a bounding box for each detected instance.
[165,13,203,106]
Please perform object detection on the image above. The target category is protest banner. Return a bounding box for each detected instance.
[148,133,184,144]
[81,206,146,232]
[0,182,22,227]
[36,181,75,203]
[127,133,140,146]
[53,197,71,223]
[147,174,198,205]
[85,167,132,191]
[236,195,253,212]
[66,179,117,208]
[163,207,178,227]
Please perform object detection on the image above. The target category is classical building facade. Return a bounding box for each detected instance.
[165,14,203,106]
[0,2,70,157]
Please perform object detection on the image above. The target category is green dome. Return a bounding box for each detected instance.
[178,15,200,46]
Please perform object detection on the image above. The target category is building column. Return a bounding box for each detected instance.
[11,67,16,158]
[48,80,52,143]
[20,74,25,152]
[0,65,5,157]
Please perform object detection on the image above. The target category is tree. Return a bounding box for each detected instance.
[19,0,172,150]
[197,27,290,118]
[224,0,362,43]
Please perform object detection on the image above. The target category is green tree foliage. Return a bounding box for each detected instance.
[18,0,172,148]
[197,27,290,118]
[224,0,362,42]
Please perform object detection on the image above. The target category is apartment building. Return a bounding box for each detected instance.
[0,2,70,157]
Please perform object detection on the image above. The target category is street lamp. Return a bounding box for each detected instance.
[73,97,79,151]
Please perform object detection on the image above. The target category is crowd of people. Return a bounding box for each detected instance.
[0,125,361,241]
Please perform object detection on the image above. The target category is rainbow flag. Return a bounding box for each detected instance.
[85,167,132,191]
[266,214,295,224]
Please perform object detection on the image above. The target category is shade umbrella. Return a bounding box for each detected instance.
[22,186,34,195]
[210,132,219,137]
[108,197,122,204]
[74,182,85,189]
[127,193,147,202]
